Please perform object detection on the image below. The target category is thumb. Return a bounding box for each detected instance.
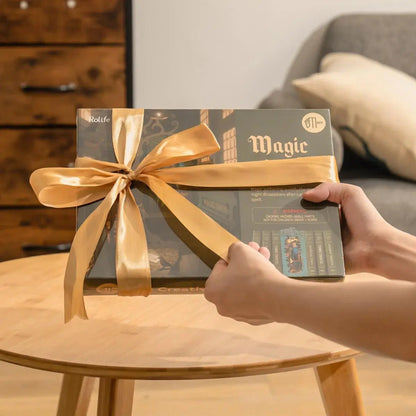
[210,258,228,277]
[303,182,384,224]
[303,182,334,203]
[227,241,248,262]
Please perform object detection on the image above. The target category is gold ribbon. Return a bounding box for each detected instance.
[30,109,339,322]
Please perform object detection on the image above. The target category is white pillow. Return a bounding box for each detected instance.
[292,52,416,181]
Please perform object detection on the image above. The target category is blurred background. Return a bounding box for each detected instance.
[133,0,416,108]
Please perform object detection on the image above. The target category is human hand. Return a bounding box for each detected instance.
[303,182,391,274]
[204,241,289,325]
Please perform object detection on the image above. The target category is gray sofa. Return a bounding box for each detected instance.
[259,14,416,236]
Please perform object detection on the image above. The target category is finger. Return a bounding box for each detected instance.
[234,316,274,325]
[228,241,247,259]
[248,241,260,251]
[204,261,225,302]
[303,182,362,205]
[246,319,274,326]
[303,182,361,206]
[303,182,333,203]
[248,242,270,260]
[258,246,270,260]
[210,258,227,276]
[303,182,383,223]
[203,285,217,303]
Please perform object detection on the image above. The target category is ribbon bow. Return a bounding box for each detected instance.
[30,109,338,322]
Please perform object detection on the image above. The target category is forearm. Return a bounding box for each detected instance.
[269,277,416,361]
[369,226,416,281]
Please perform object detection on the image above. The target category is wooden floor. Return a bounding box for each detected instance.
[0,354,415,415]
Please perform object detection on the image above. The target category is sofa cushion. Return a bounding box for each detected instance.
[292,52,416,181]
[321,14,416,79]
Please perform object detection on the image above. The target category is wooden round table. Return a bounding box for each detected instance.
[0,254,364,415]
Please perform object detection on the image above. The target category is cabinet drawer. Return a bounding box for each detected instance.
[0,46,126,125]
[0,0,125,44]
[0,128,76,206]
[0,207,75,261]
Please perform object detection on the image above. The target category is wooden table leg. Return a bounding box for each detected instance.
[56,374,95,416]
[315,358,365,416]
[97,378,135,416]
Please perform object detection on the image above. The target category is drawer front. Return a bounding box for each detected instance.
[0,46,126,125]
[0,129,76,206]
[0,0,125,44]
[0,207,75,261]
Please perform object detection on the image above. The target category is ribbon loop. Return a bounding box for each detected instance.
[137,124,220,174]
[112,109,144,169]
[30,167,119,208]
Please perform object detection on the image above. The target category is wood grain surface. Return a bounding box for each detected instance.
[315,359,365,416]
[0,0,125,44]
[0,128,76,206]
[0,254,360,380]
[0,46,126,125]
[0,208,75,261]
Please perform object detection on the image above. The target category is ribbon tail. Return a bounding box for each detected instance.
[116,187,151,296]
[64,178,126,322]
[140,175,238,261]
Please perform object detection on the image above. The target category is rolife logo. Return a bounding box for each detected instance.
[89,115,110,123]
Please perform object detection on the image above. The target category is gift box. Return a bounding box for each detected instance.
[31,108,343,320]
[78,108,344,286]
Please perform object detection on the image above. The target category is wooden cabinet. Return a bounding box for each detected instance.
[0,0,126,44]
[0,0,132,261]
[0,46,126,125]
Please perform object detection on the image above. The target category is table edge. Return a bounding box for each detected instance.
[0,348,361,380]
